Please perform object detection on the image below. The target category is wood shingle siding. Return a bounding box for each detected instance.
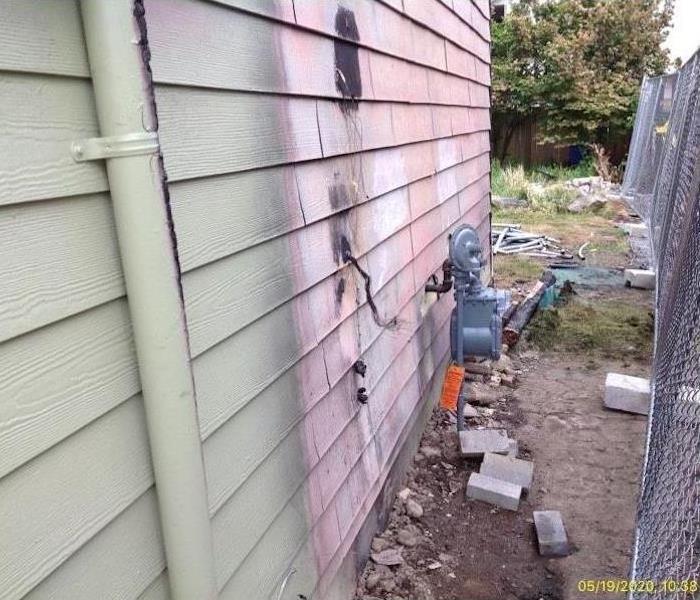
[1,1,490,598]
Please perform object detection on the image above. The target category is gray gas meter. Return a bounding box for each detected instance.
[426,225,509,362]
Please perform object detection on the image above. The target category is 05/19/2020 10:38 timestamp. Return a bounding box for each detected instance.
[577,580,699,594]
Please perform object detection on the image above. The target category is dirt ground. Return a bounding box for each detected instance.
[355,350,649,600]
[355,204,654,600]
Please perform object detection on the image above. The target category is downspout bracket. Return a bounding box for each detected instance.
[71,131,159,162]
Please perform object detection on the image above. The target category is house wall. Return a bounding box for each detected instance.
[141,1,491,597]
[0,1,491,599]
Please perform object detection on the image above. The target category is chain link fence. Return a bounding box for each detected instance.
[625,50,700,598]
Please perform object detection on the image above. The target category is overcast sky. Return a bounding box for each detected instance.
[664,0,700,65]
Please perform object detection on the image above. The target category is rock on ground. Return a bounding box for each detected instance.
[405,499,424,519]
[371,548,403,566]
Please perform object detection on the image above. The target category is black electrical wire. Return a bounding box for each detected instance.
[343,252,398,330]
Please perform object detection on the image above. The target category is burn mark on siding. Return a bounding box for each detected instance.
[328,181,354,265]
[333,231,353,265]
[335,5,360,40]
[335,276,346,309]
[334,7,362,100]
[133,3,182,296]
[133,1,197,359]
[329,177,352,212]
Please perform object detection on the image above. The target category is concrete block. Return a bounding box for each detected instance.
[466,472,521,511]
[620,222,648,237]
[506,438,518,457]
[624,269,655,290]
[604,373,650,415]
[533,510,570,556]
[480,452,534,491]
[459,429,510,458]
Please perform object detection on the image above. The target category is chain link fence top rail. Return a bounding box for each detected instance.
[626,49,700,599]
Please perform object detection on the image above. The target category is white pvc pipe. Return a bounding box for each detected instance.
[78,2,218,599]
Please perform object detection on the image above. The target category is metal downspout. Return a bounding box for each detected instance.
[77,2,217,599]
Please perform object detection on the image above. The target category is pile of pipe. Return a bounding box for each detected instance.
[492,224,574,260]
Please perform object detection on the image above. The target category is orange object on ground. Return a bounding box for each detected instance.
[440,364,465,411]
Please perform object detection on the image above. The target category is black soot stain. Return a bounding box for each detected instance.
[334,6,362,99]
[332,230,352,265]
[335,277,346,307]
[328,178,350,211]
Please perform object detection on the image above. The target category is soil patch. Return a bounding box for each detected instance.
[355,349,648,600]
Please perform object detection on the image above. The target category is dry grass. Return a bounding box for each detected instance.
[493,255,544,287]
[526,297,654,360]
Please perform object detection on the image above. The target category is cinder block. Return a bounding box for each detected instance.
[466,472,521,511]
[624,269,655,290]
[480,452,534,491]
[533,510,570,556]
[620,222,648,237]
[459,429,510,457]
[604,373,650,415]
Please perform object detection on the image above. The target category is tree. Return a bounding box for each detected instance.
[492,0,674,168]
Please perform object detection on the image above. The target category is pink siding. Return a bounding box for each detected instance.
[144,0,491,597]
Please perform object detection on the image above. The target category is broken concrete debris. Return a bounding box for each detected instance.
[405,498,424,519]
[624,268,655,290]
[466,472,522,511]
[420,445,441,460]
[461,403,480,418]
[397,487,411,502]
[604,372,650,415]
[397,525,421,547]
[480,452,534,491]
[566,176,613,213]
[567,194,607,213]
[371,548,404,566]
[533,510,570,557]
[365,564,392,591]
[371,536,391,553]
[500,373,517,388]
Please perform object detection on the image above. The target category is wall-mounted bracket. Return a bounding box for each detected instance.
[71,131,159,162]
